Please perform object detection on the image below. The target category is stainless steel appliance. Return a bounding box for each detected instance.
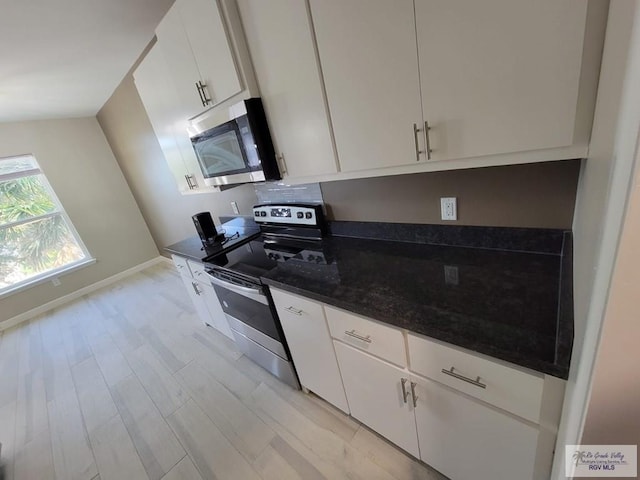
[204,204,326,389]
[189,98,280,187]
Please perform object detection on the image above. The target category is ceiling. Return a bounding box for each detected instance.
[0,0,174,122]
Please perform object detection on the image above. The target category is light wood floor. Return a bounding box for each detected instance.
[0,262,446,480]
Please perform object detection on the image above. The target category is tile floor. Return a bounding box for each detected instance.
[0,262,445,480]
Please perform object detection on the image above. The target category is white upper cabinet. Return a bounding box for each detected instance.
[309,0,603,173]
[134,45,197,193]
[156,0,242,119]
[134,43,212,193]
[309,0,424,172]
[416,0,588,161]
[237,0,338,178]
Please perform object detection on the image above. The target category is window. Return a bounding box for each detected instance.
[0,154,90,294]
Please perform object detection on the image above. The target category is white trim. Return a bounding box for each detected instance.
[158,255,174,265]
[0,257,96,299]
[0,256,166,332]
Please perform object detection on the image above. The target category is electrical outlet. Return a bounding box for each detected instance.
[440,197,457,221]
[231,201,240,215]
[444,265,459,285]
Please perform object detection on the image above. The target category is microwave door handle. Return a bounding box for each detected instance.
[207,274,268,305]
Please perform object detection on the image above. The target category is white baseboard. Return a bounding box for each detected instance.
[0,256,167,332]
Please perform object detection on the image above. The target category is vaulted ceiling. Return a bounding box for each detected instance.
[0,0,174,122]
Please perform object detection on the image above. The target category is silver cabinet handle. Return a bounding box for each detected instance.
[413,123,424,162]
[176,264,184,270]
[344,329,372,343]
[410,381,418,407]
[196,80,212,106]
[195,82,205,106]
[191,282,202,296]
[401,378,410,404]
[424,121,433,160]
[276,153,288,175]
[184,174,197,190]
[441,367,487,389]
[285,306,303,315]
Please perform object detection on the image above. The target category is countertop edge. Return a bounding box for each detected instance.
[261,276,570,380]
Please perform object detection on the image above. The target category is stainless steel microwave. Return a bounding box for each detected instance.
[189,98,281,187]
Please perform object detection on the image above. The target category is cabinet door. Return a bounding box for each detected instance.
[179,0,242,106]
[334,342,419,457]
[270,289,349,413]
[309,0,423,172]
[180,275,211,326]
[238,0,338,178]
[133,45,193,194]
[199,282,234,340]
[155,3,204,119]
[416,0,588,160]
[412,374,539,480]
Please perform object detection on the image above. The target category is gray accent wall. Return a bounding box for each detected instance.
[0,117,159,325]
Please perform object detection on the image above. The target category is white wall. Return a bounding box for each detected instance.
[553,1,640,476]
[581,130,640,447]
[0,117,158,325]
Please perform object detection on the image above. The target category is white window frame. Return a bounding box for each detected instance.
[0,155,94,298]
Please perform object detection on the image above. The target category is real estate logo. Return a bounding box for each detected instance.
[565,445,637,477]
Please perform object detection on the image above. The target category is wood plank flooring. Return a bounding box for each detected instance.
[0,262,446,480]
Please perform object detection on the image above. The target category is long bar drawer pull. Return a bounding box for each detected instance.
[401,378,410,403]
[441,367,487,389]
[285,306,303,315]
[344,329,372,343]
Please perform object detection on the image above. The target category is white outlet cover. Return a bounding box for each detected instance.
[440,197,457,221]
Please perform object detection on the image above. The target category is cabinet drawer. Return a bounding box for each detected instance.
[270,289,326,324]
[325,306,406,367]
[407,334,543,423]
[171,254,192,277]
[186,259,208,281]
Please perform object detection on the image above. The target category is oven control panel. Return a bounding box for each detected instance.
[253,204,323,227]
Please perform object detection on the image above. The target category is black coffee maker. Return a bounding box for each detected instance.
[192,212,224,246]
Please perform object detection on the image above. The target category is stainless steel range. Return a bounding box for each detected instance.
[205,204,326,389]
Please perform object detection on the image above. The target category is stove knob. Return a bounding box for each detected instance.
[305,212,312,219]
[274,253,281,260]
[260,211,267,217]
[307,255,315,262]
[297,212,304,219]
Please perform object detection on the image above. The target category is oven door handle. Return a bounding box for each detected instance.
[207,274,268,305]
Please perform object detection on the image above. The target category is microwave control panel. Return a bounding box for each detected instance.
[253,204,322,227]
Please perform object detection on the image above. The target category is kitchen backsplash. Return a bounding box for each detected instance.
[254,181,324,204]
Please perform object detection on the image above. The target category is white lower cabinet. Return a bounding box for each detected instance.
[172,255,234,339]
[271,288,562,479]
[334,342,420,457]
[270,288,350,413]
[411,374,539,480]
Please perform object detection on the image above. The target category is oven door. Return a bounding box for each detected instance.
[208,272,288,359]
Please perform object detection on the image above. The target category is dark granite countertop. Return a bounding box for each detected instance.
[165,216,260,263]
[261,223,573,379]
